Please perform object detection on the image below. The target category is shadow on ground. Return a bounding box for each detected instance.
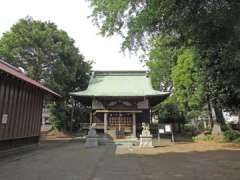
[0,140,240,180]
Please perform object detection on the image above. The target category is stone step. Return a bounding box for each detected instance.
[106,130,116,137]
[106,137,138,146]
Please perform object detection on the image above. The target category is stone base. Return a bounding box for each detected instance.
[212,123,223,136]
[85,137,98,148]
[139,135,153,148]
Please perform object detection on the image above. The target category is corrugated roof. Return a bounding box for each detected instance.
[0,59,60,97]
[70,71,169,97]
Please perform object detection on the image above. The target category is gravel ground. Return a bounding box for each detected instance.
[0,141,240,180]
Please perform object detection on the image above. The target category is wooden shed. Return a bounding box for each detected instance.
[0,60,60,150]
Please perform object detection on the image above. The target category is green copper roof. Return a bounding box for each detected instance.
[70,71,169,97]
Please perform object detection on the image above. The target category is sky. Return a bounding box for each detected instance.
[0,0,146,70]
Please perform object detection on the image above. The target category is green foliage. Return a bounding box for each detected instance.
[148,36,204,120]
[88,0,179,50]
[233,137,240,144]
[0,17,91,130]
[147,34,180,91]
[224,130,240,142]
[172,49,204,119]
[222,125,240,142]
[191,136,197,142]
[155,96,185,124]
[48,102,65,130]
[146,34,203,122]
[88,0,240,115]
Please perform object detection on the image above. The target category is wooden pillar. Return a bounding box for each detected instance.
[149,108,152,123]
[104,112,108,133]
[70,97,74,133]
[90,111,93,127]
[132,112,136,138]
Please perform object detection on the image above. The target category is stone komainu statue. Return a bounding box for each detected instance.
[141,123,151,136]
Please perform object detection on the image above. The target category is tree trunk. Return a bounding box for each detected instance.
[70,98,74,133]
[63,100,68,131]
[212,100,225,125]
[211,99,224,135]
[238,109,240,130]
[178,121,182,133]
[207,96,214,128]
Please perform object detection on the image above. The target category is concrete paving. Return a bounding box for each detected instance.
[0,142,240,180]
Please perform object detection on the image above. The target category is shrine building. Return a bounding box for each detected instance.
[70,71,169,139]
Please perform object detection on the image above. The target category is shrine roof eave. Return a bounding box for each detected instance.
[69,92,170,98]
[70,70,171,99]
[70,92,170,107]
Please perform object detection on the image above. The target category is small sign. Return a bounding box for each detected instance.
[165,124,172,133]
[2,114,8,124]
[159,129,165,134]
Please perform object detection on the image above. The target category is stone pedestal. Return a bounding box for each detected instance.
[139,123,153,148]
[104,113,107,134]
[132,112,136,138]
[139,134,153,147]
[85,126,98,148]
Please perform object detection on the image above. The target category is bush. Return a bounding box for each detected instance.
[192,134,214,142]
[224,129,240,142]
[49,101,66,131]
[192,136,197,142]
[203,135,214,141]
[221,124,229,131]
[222,125,240,142]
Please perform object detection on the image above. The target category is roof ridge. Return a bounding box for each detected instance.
[0,59,23,73]
[93,70,148,77]
[0,59,60,97]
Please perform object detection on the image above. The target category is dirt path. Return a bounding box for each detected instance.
[0,142,240,180]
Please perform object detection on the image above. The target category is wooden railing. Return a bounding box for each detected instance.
[79,122,132,131]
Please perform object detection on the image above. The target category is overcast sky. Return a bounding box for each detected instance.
[0,0,146,70]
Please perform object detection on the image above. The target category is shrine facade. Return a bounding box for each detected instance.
[70,71,169,138]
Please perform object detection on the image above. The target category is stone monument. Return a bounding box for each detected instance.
[139,123,153,148]
[85,123,98,148]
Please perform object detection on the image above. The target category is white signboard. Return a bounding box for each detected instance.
[159,129,165,134]
[2,114,8,124]
[165,124,172,133]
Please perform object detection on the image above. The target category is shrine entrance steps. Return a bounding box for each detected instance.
[106,130,116,139]
[100,132,138,146]
[111,138,138,146]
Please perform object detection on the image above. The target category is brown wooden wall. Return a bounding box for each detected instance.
[0,72,44,141]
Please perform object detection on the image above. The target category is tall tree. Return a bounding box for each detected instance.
[172,48,204,119]
[88,0,240,123]
[0,17,91,130]
[147,34,180,91]
[147,36,204,121]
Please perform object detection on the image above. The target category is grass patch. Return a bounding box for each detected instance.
[192,134,214,142]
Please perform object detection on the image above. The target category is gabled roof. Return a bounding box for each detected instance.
[0,59,60,97]
[70,70,169,97]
